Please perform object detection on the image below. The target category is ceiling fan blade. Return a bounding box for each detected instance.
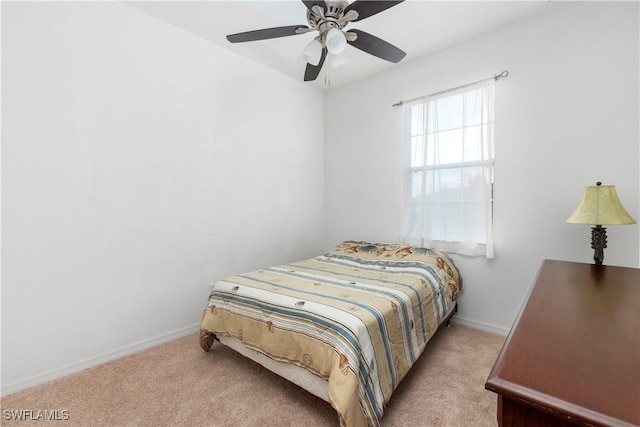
[304,48,327,81]
[227,25,309,43]
[344,0,404,22]
[347,29,406,63]
[302,0,327,12]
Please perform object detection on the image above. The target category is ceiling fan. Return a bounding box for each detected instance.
[226,0,407,82]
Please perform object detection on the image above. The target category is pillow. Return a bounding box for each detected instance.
[325,241,462,298]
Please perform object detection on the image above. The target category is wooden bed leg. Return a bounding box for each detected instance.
[199,330,217,351]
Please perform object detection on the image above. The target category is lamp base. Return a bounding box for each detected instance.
[591,225,607,265]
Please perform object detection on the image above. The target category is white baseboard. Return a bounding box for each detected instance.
[1,323,200,397]
[451,316,510,336]
[2,317,508,397]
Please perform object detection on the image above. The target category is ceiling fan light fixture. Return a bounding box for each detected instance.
[331,48,350,68]
[326,28,347,55]
[225,0,407,82]
[303,37,323,65]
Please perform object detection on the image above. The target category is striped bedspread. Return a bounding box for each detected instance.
[199,241,461,427]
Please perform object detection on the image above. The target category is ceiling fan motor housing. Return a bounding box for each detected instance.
[307,0,350,35]
[225,0,407,82]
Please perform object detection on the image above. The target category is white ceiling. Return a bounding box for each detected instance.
[127,0,563,90]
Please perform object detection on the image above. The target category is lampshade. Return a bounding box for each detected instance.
[326,28,347,55]
[303,38,322,66]
[331,49,350,68]
[566,183,636,225]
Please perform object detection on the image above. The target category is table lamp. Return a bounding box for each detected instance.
[566,182,636,265]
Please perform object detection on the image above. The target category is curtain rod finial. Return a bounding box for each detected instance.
[494,70,509,80]
[392,70,508,107]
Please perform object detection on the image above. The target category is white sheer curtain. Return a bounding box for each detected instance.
[401,79,495,258]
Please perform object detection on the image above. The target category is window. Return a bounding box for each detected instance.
[401,79,495,258]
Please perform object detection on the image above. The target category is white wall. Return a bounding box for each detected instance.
[324,2,639,333]
[1,2,325,394]
[3,0,638,396]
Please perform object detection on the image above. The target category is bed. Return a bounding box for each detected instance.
[199,241,461,427]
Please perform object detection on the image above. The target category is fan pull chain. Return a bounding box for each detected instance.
[324,53,332,87]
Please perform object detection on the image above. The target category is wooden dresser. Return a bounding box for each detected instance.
[485,259,640,427]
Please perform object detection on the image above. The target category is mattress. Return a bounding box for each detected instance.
[200,241,461,427]
[216,300,458,405]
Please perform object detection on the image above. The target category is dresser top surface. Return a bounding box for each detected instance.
[485,259,640,426]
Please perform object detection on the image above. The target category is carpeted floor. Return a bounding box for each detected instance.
[1,324,505,426]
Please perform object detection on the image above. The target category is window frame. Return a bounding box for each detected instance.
[401,80,496,258]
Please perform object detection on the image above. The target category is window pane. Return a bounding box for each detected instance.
[435,129,463,164]
[462,166,489,198]
[411,104,427,136]
[483,123,494,158]
[425,200,461,241]
[426,133,435,166]
[402,81,494,256]
[411,170,424,198]
[482,88,494,122]
[463,125,481,162]
[426,169,462,199]
[411,135,425,167]
[464,89,482,126]
[435,94,463,131]
[462,201,487,243]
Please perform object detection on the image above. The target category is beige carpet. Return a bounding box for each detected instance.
[1,324,505,426]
